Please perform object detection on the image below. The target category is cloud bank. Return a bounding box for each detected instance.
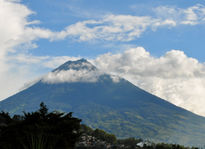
[93,47,205,116]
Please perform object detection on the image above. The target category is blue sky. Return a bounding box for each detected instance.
[1,0,205,116]
[21,0,205,61]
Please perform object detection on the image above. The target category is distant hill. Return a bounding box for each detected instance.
[0,59,205,146]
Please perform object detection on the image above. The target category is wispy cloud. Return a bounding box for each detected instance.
[51,15,174,42]
[154,4,205,25]
[45,4,205,42]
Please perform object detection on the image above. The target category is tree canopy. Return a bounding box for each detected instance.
[0,102,81,149]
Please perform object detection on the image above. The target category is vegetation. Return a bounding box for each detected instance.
[81,124,117,144]
[0,103,200,149]
[77,126,198,149]
[0,102,81,149]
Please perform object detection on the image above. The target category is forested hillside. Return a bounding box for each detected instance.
[0,103,200,149]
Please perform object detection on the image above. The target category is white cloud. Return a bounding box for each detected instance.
[93,47,205,116]
[42,69,101,83]
[155,4,205,25]
[51,15,171,42]
[0,0,58,100]
[0,0,53,51]
[47,4,205,42]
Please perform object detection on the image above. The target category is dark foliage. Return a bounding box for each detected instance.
[0,102,81,149]
[78,125,198,149]
[0,102,199,149]
[117,137,142,148]
[80,124,117,144]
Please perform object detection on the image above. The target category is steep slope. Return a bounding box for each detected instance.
[0,59,205,146]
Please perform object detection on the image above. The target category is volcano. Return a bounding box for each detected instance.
[1,59,205,146]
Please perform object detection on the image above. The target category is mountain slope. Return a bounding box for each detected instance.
[0,59,205,146]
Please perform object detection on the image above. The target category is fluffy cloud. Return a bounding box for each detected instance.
[0,0,57,100]
[0,0,53,51]
[93,47,205,116]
